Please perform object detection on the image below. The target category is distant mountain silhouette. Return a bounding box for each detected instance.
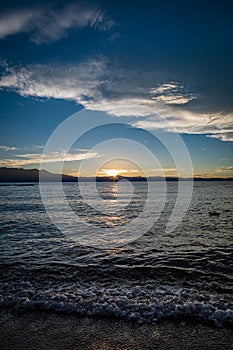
[0,167,232,182]
[0,167,77,182]
[0,167,146,182]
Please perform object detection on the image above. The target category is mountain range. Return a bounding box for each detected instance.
[0,167,232,182]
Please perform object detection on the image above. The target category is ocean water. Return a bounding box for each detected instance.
[0,181,232,327]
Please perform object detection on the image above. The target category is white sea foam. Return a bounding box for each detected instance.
[0,281,232,327]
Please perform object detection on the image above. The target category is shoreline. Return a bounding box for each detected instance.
[0,308,232,350]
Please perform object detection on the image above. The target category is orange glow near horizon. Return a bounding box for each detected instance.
[104,169,119,177]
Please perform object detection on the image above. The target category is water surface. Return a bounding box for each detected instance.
[0,181,232,326]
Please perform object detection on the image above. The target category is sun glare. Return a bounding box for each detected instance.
[105,169,119,177]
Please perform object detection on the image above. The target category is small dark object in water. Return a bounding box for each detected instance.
[209,211,220,217]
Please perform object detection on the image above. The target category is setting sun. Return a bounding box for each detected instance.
[105,169,119,177]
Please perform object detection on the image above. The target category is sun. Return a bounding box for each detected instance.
[105,169,119,177]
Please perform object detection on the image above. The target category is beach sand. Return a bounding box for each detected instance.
[0,308,232,350]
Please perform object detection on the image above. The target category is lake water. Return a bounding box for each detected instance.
[0,181,232,326]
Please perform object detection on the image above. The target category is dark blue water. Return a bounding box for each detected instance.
[0,181,232,326]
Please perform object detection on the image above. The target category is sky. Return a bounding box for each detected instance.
[0,0,233,177]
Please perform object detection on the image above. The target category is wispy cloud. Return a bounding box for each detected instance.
[149,83,195,105]
[152,94,194,105]
[219,166,233,171]
[0,145,45,152]
[0,60,232,141]
[0,151,99,167]
[0,145,19,151]
[150,83,178,94]
[215,165,233,175]
[0,2,114,44]
[0,9,34,38]
[207,132,233,142]
[133,112,233,136]
[0,60,105,102]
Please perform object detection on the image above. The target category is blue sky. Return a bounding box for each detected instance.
[0,0,232,177]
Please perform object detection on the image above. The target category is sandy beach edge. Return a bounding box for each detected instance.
[0,307,232,350]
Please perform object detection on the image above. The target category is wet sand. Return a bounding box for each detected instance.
[0,308,232,350]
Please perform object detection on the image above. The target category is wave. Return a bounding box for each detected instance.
[1,278,232,327]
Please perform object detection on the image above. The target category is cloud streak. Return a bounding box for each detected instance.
[219,166,233,171]
[149,83,196,105]
[0,2,114,44]
[0,151,99,167]
[0,145,44,152]
[0,145,19,151]
[207,132,233,142]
